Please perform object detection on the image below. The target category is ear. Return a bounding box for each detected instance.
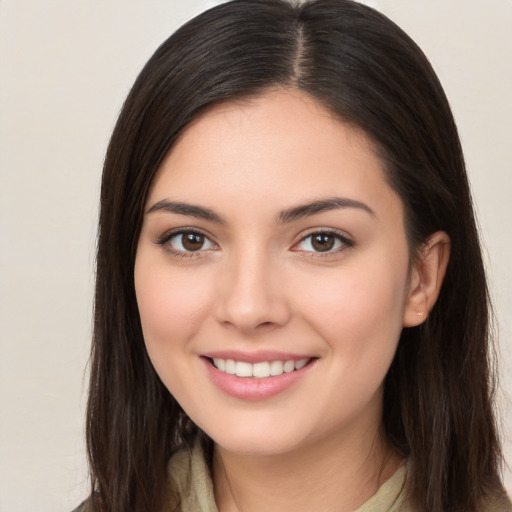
[403,231,451,327]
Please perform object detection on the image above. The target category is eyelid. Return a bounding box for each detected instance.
[291,228,355,255]
[155,227,218,257]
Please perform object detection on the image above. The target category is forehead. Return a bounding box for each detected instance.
[148,89,402,223]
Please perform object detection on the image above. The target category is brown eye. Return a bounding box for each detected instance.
[311,233,335,252]
[182,233,205,251]
[166,231,216,253]
[294,231,352,254]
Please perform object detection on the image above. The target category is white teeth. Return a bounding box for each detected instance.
[295,358,308,370]
[225,359,236,374]
[212,357,310,378]
[269,360,284,376]
[235,361,252,377]
[252,361,270,378]
[283,360,295,373]
[213,358,226,371]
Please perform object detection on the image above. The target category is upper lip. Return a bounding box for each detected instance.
[201,350,315,364]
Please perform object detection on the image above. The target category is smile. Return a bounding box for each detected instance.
[204,354,316,400]
[212,358,310,378]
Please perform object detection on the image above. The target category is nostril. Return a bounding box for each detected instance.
[255,321,277,331]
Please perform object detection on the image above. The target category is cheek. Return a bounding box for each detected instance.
[134,255,212,357]
[295,254,409,372]
[134,255,217,407]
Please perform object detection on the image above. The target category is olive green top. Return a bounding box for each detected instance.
[166,439,410,511]
[73,439,512,511]
[165,439,512,512]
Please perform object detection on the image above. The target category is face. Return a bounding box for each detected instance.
[135,89,418,456]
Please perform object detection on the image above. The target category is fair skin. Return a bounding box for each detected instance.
[134,89,449,512]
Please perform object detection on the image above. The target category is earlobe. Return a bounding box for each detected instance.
[403,231,451,327]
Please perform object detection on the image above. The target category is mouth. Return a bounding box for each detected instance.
[208,357,312,378]
[202,354,317,400]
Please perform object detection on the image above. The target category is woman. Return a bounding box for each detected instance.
[79,0,511,511]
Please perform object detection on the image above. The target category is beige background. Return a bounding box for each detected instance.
[0,1,510,511]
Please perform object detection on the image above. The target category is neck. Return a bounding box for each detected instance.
[212,425,401,512]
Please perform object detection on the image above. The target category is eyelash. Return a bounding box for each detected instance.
[155,228,355,259]
[156,228,217,259]
[292,229,355,258]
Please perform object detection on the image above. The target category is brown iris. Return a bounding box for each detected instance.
[311,233,335,252]
[182,233,205,251]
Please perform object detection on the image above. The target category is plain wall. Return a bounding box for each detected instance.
[0,1,510,511]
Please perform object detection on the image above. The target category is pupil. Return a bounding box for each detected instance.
[312,234,334,252]
[183,233,204,251]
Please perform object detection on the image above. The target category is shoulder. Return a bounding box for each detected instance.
[68,441,213,512]
[166,437,217,512]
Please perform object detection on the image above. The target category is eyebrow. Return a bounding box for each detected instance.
[277,197,375,223]
[146,200,225,223]
[146,196,375,224]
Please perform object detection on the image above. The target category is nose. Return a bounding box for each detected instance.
[214,248,291,335]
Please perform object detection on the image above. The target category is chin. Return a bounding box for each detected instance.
[200,417,320,458]
[213,434,301,457]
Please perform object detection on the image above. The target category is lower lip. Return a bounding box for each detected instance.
[202,358,315,401]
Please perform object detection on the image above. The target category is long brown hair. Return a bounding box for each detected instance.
[86,1,504,511]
